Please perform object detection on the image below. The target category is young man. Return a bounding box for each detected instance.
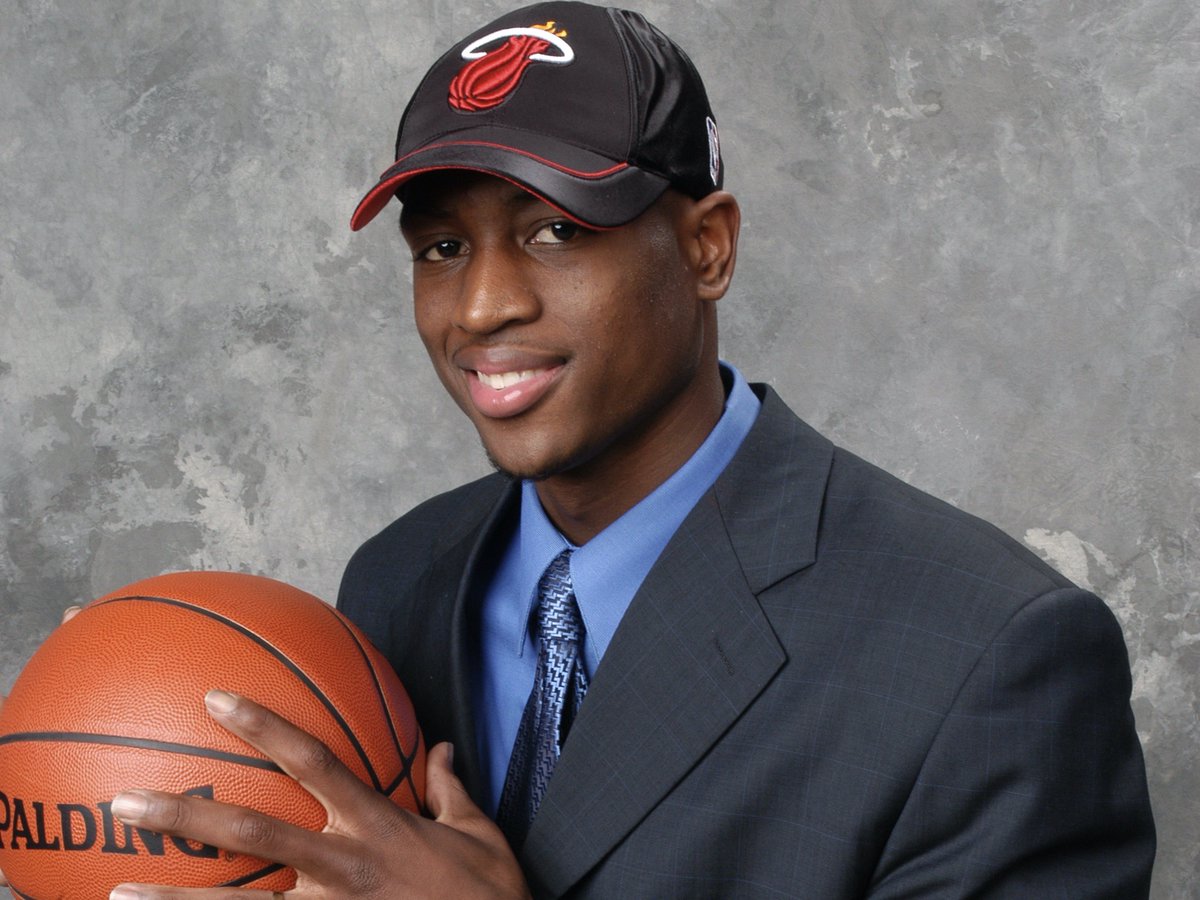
[36,3,1151,898]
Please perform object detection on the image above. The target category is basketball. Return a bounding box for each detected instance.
[0,571,424,899]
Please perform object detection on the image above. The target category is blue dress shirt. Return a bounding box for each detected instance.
[474,363,761,815]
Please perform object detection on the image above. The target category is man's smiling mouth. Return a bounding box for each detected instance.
[475,369,547,390]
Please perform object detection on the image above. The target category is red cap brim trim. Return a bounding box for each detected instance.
[350,140,631,231]
[396,140,630,180]
[351,165,622,232]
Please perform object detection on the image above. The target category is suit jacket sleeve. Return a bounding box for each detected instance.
[868,586,1155,898]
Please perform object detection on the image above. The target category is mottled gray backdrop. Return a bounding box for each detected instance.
[2,0,1196,895]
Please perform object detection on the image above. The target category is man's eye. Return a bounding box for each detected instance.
[419,240,463,261]
[531,221,580,245]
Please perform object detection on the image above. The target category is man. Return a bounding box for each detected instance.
[2,2,1154,898]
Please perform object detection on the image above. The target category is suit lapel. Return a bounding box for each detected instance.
[409,478,520,804]
[713,386,834,595]
[519,387,834,897]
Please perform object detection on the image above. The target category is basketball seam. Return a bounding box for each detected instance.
[330,608,424,808]
[0,731,286,773]
[221,861,289,886]
[91,595,386,793]
[328,611,406,757]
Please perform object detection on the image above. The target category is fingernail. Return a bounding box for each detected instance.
[64,605,82,616]
[205,689,238,715]
[110,792,148,821]
[111,886,144,900]
[445,742,455,768]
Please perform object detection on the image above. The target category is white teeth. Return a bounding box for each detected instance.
[477,369,544,390]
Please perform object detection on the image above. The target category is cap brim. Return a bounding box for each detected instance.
[350,128,669,231]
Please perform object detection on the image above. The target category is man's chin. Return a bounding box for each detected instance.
[484,452,554,483]
[482,443,571,483]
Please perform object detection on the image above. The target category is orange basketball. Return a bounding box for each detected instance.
[0,571,424,899]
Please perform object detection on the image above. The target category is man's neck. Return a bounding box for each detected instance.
[532,371,727,545]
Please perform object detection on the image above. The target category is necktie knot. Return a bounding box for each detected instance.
[535,550,584,650]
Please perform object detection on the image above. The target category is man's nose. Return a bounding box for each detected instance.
[454,247,540,334]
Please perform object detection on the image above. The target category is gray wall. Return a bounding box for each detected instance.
[2,1,1196,895]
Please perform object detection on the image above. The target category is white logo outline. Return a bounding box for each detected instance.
[461,27,575,65]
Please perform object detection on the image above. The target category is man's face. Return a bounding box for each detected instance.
[399,172,719,486]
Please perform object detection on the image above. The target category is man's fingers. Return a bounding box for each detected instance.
[109,788,317,873]
[106,786,377,891]
[425,742,470,822]
[108,884,280,900]
[62,605,81,624]
[108,689,391,886]
[202,690,413,843]
[202,691,376,815]
[425,742,511,847]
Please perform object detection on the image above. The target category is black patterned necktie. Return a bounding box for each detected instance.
[496,549,589,848]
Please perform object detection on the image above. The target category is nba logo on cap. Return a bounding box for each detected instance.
[706,116,721,186]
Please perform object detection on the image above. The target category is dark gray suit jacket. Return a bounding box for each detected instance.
[338,385,1155,898]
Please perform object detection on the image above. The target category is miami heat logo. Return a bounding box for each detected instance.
[448,20,574,112]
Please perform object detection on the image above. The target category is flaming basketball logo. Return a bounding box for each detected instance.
[448,20,574,112]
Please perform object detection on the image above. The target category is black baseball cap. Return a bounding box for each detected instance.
[350,1,723,231]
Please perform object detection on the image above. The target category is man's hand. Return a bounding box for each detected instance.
[105,690,531,900]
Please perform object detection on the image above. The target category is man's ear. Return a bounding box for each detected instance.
[687,191,740,302]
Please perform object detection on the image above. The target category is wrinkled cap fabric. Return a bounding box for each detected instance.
[351,1,723,230]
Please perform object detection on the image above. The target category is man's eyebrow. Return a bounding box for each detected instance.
[503,187,542,211]
[399,202,448,229]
